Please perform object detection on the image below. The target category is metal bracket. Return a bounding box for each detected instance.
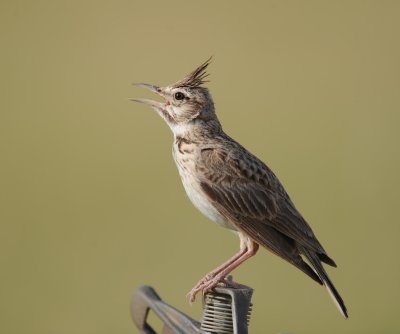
[131,282,253,334]
[131,285,205,334]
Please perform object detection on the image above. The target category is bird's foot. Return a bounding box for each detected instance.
[188,274,237,303]
[187,273,215,303]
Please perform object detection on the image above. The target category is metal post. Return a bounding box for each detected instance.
[131,282,253,334]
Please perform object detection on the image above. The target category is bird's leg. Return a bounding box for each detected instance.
[199,240,259,294]
[190,233,251,294]
[188,247,247,302]
[188,235,259,302]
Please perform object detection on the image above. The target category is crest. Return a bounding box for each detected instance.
[172,57,212,88]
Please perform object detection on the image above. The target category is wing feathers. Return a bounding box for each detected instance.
[233,215,322,285]
[195,137,346,317]
[200,177,325,253]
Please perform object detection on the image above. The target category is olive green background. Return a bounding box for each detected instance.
[1,1,399,333]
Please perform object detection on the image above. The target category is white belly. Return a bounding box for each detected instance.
[180,173,237,231]
[173,147,236,231]
[173,139,237,231]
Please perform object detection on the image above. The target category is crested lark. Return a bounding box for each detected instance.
[130,58,348,318]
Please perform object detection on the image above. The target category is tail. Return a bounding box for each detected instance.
[301,247,348,318]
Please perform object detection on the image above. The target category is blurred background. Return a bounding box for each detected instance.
[1,1,399,333]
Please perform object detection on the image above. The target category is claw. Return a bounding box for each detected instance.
[188,274,229,302]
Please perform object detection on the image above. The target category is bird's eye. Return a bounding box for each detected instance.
[174,92,185,100]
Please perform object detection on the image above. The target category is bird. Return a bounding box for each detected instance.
[129,58,348,318]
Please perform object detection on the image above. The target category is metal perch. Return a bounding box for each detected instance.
[131,281,253,334]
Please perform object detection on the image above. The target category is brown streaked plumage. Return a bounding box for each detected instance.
[130,58,348,318]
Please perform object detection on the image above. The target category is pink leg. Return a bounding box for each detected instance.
[188,234,259,302]
[188,247,247,300]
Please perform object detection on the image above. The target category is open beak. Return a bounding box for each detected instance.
[129,83,166,111]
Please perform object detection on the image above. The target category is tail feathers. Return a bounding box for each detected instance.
[302,248,348,318]
[324,277,348,318]
[318,253,337,267]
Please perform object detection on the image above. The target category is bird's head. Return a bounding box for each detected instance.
[130,58,219,135]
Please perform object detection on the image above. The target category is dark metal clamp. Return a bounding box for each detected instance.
[131,282,253,334]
